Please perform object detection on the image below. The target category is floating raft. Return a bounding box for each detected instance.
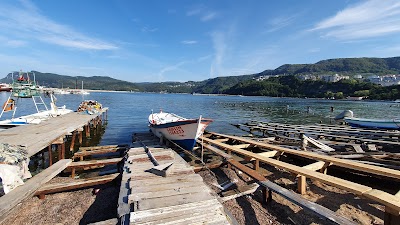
[118,132,234,225]
[237,121,400,148]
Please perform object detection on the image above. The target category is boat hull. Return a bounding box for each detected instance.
[149,113,212,150]
[344,117,400,129]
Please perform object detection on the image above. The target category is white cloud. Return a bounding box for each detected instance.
[0,0,117,50]
[267,13,302,33]
[181,40,198,45]
[141,26,158,33]
[187,5,217,22]
[311,0,400,40]
[6,40,27,47]
[201,12,217,22]
[210,31,227,77]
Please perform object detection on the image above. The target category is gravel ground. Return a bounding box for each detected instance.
[198,164,384,225]
[2,176,120,225]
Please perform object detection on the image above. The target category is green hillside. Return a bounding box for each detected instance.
[1,56,399,98]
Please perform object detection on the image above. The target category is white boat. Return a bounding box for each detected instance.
[148,110,213,150]
[53,89,71,95]
[336,110,400,129]
[78,81,90,95]
[0,83,12,92]
[0,71,73,128]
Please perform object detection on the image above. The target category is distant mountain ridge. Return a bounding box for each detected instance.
[1,56,399,93]
[258,57,400,76]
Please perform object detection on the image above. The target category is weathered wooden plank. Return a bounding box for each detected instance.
[79,145,125,151]
[202,136,372,195]
[131,181,206,193]
[132,191,215,211]
[206,132,400,181]
[68,157,123,168]
[134,209,228,225]
[224,158,356,225]
[258,180,357,225]
[363,190,400,213]
[130,174,202,187]
[257,151,280,158]
[87,218,118,225]
[35,173,119,196]
[302,161,326,171]
[0,159,72,223]
[130,185,210,202]
[130,199,221,223]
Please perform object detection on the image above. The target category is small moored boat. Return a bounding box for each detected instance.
[336,110,400,129]
[0,71,73,128]
[148,110,213,150]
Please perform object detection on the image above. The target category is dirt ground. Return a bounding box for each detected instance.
[198,165,385,225]
[2,176,120,225]
[1,160,388,225]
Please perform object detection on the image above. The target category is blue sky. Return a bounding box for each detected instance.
[0,0,400,82]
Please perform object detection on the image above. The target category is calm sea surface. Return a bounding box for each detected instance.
[1,91,399,145]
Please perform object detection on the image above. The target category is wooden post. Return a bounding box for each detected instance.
[262,188,272,204]
[76,127,84,145]
[48,145,52,166]
[253,159,259,172]
[297,175,307,195]
[79,131,83,144]
[85,124,90,137]
[320,162,331,175]
[384,207,400,225]
[57,144,62,161]
[61,141,65,159]
[71,168,76,178]
[70,131,77,152]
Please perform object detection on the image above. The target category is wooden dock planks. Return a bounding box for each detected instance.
[0,109,108,157]
[118,133,233,225]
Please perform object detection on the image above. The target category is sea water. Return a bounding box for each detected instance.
[1,91,399,145]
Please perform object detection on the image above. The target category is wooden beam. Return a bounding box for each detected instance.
[0,159,72,223]
[297,175,307,195]
[302,161,326,171]
[73,148,124,160]
[35,173,119,197]
[67,158,123,178]
[69,131,77,152]
[226,159,355,225]
[233,144,250,149]
[257,151,280,158]
[48,145,52,166]
[205,132,400,181]
[202,136,372,195]
[363,190,400,213]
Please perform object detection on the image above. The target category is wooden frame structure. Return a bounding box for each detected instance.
[200,132,400,224]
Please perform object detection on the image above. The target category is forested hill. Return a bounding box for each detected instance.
[0,71,141,91]
[0,56,399,95]
[258,57,400,76]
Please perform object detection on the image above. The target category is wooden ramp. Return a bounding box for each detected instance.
[118,132,234,225]
[0,109,107,157]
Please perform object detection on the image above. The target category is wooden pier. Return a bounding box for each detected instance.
[118,132,235,225]
[0,109,108,158]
